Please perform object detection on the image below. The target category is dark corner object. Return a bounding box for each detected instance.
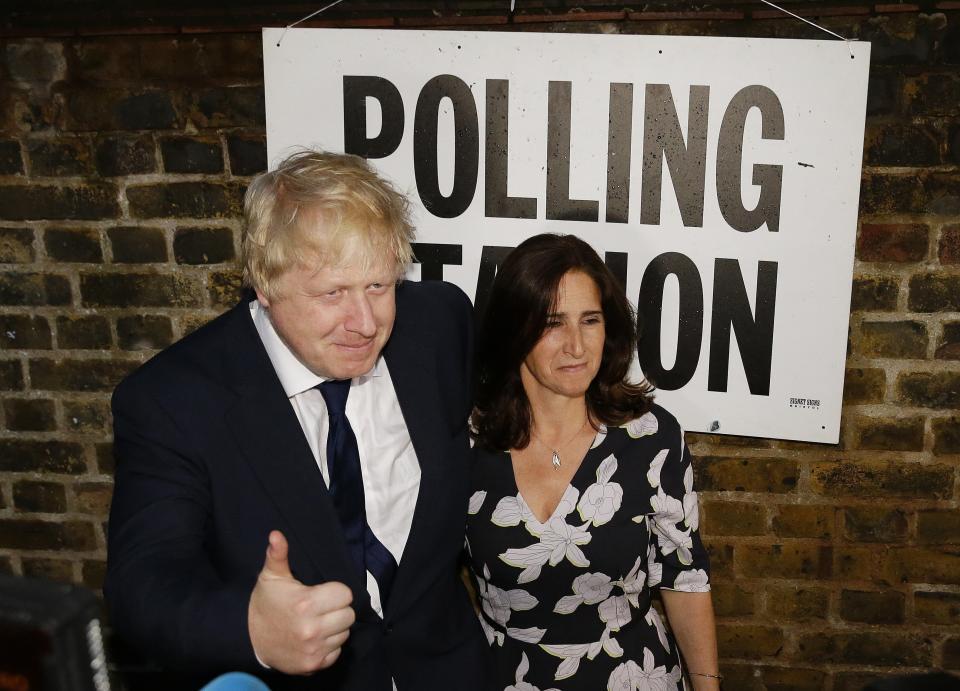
[863,672,960,691]
[0,574,109,691]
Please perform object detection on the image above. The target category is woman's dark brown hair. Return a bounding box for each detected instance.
[472,233,654,452]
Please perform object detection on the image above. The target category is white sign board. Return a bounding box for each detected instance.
[263,28,870,443]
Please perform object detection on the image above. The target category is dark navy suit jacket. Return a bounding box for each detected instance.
[105,280,490,691]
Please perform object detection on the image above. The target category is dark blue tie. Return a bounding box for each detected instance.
[318,379,398,605]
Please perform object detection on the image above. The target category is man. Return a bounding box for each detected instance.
[105,150,490,690]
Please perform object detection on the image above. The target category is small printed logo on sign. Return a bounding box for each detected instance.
[789,397,821,410]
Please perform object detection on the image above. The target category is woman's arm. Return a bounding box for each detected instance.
[660,590,721,691]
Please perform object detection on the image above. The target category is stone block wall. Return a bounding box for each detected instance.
[0,4,958,689]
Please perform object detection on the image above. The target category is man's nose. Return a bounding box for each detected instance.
[343,293,377,337]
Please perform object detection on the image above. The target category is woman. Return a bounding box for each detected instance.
[467,234,720,691]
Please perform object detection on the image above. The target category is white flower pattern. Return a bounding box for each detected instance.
[468,408,708,691]
[577,455,623,527]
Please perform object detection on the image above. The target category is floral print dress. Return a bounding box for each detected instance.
[465,405,710,691]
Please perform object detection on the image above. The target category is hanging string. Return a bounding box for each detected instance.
[276,0,348,47]
[758,0,857,57]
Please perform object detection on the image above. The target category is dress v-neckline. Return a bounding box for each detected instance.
[507,428,604,525]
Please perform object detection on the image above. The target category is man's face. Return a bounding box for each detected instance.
[258,256,398,380]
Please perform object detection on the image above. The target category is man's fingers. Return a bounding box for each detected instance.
[306,581,354,615]
[318,646,342,670]
[324,629,350,650]
[261,530,294,579]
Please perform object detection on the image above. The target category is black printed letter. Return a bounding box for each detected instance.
[707,259,778,395]
[485,79,537,219]
[343,76,404,159]
[414,75,479,218]
[637,252,703,390]
[640,84,710,228]
[716,85,784,233]
[546,81,599,222]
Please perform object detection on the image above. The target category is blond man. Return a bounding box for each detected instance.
[106,151,490,690]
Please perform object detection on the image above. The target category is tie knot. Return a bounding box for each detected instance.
[318,379,351,417]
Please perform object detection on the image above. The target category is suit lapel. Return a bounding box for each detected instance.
[219,303,369,602]
[382,311,451,617]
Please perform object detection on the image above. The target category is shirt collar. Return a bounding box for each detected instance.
[249,299,381,398]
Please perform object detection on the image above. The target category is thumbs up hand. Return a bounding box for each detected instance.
[248,531,355,674]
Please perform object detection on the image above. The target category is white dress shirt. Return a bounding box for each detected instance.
[250,300,421,618]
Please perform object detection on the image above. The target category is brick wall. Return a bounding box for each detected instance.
[0,5,958,690]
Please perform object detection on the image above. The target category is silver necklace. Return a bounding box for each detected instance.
[530,416,589,470]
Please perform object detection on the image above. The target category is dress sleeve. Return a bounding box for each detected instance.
[645,420,711,592]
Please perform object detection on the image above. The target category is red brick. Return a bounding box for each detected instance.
[737,544,832,579]
[914,591,960,624]
[30,358,138,392]
[860,174,925,215]
[917,510,960,544]
[80,272,202,308]
[772,505,835,539]
[811,461,954,499]
[858,223,929,262]
[941,225,960,264]
[936,321,960,360]
[711,581,756,618]
[858,322,927,359]
[889,547,960,585]
[716,624,784,660]
[839,589,905,624]
[909,274,960,312]
[63,399,110,432]
[702,500,767,536]
[752,667,825,690]
[0,440,86,473]
[3,397,56,430]
[796,631,932,666]
[898,371,960,409]
[74,482,112,516]
[208,269,242,309]
[850,276,899,312]
[0,227,35,263]
[844,507,909,543]
[944,637,960,669]
[22,558,74,582]
[82,559,106,590]
[834,546,893,584]
[702,539,735,579]
[843,368,886,404]
[13,480,67,513]
[695,457,798,494]
[765,584,829,621]
[856,416,925,451]
[933,417,960,454]
[0,184,120,221]
[0,519,96,551]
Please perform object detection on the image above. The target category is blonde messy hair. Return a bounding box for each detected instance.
[242,149,414,300]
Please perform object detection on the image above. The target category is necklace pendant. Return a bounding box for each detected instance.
[551,450,562,470]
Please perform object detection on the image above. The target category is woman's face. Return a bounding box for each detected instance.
[520,270,605,402]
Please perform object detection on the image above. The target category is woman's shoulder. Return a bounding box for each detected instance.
[614,403,683,442]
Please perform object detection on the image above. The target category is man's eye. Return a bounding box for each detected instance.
[545,320,562,328]
[584,316,603,325]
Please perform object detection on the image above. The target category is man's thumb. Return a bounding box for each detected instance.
[262,530,294,578]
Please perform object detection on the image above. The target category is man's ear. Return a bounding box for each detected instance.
[255,289,270,308]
